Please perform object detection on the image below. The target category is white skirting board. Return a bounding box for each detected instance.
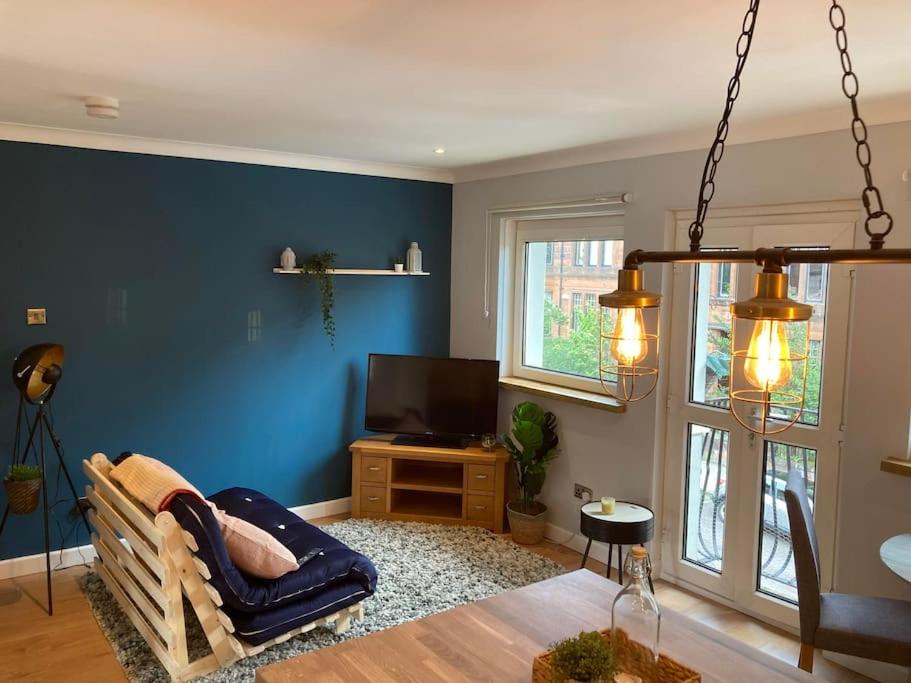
[0,496,353,581]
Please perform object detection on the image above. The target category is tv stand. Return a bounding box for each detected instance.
[390,434,469,449]
[350,435,509,533]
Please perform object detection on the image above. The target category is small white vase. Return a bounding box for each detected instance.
[280,247,297,270]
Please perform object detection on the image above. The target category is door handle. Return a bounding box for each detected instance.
[367,496,380,502]
[474,474,488,479]
[367,466,381,471]
[473,504,487,510]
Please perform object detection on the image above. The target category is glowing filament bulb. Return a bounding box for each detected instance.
[743,319,792,390]
[610,308,647,366]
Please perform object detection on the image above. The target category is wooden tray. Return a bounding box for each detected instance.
[532,629,701,683]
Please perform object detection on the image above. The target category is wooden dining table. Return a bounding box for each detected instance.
[256,569,819,682]
[880,533,911,583]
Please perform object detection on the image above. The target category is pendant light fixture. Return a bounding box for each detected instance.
[729,270,812,434]
[598,268,661,402]
[599,0,911,435]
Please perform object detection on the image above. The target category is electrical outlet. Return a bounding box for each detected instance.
[574,483,593,500]
[26,308,46,325]
[70,496,92,519]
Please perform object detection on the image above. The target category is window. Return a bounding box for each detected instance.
[571,293,583,330]
[588,241,599,266]
[511,215,624,392]
[602,240,614,267]
[713,262,733,299]
[788,263,801,298]
[806,264,826,302]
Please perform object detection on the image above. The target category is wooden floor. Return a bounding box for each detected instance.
[0,513,868,682]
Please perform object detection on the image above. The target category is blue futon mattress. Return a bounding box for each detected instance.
[169,487,377,646]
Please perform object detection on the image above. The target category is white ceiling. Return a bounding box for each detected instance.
[1,0,909,181]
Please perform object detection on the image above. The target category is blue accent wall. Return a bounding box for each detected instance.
[0,141,451,560]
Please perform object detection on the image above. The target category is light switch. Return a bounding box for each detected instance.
[27,308,46,325]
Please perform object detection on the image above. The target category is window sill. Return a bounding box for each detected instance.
[498,376,626,413]
[880,457,911,478]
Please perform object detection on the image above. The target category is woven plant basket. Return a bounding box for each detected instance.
[4,477,42,515]
[507,502,547,544]
[532,628,701,683]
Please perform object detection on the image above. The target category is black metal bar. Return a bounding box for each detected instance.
[625,247,911,269]
[581,538,592,569]
[607,544,613,580]
[618,545,624,584]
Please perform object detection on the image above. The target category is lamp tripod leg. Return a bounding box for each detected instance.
[41,411,90,536]
[39,417,52,616]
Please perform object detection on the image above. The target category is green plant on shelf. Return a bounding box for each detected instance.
[301,250,337,347]
[6,463,42,481]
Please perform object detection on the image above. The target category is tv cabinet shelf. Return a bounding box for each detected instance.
[350,436,509,533]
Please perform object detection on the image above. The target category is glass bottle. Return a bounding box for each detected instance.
[406,242,423,273]
[611,546,660,662]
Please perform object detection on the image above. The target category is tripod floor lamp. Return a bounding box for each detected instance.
[1,343,91,615]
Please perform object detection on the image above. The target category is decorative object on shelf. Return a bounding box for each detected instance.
[601,496,616,514]
[501,401,559,544]
[612,548,660,664]
[1,343,91,616]
[533,629,699,683]
[3,464,42,515]
[406,241,423,273]
[394,262,404,273]
[597,0,911,436]
[548,631,618,683]
[301,250,337,347]
[280,247,297,270]
[481,433,497,451]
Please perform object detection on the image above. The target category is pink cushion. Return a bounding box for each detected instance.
[209,505,299,579]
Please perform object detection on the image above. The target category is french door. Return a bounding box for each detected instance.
[662,203,856,627]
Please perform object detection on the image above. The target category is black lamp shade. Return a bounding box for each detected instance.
[12,344,64,403]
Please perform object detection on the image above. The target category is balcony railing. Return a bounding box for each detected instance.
[689,409,816,603]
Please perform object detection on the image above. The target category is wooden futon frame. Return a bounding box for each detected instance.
[83,454,365,682]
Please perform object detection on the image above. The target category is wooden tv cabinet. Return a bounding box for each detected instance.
[350,436,509,533]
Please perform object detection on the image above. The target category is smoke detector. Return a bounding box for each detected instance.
[84,96,119,119]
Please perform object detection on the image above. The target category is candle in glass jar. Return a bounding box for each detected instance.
[601,496,616,514]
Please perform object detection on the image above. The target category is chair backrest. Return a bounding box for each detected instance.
[784,469,822,642]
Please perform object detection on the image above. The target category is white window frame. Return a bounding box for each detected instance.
[510,214,625,393]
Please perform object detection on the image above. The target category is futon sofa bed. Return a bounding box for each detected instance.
[83,453,377,682]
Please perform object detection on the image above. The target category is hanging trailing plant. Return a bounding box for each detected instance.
[301,250,336,347]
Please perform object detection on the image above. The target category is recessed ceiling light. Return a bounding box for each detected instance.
[84,96,119,119]
[434,148,446,155]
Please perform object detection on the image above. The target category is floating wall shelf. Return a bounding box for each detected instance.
[273,268,429,277]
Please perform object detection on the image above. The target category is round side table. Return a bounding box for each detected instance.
[580,501,655,589]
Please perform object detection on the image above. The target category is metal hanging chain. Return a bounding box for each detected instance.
[687,0,761,252]
[829,1,893,249]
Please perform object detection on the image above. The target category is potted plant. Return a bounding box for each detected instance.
[550,631,617,683]
[501,400,559,544]
[4,464,42,515]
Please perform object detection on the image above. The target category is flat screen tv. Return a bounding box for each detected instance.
[365,354,499,447]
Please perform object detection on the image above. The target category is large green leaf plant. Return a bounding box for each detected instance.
[500,401,559,515]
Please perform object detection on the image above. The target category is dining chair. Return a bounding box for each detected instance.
[785,469,911,676]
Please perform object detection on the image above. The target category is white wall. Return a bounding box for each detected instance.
[451,120,911,600]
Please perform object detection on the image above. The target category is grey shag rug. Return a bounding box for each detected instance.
[81,518,564,682]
